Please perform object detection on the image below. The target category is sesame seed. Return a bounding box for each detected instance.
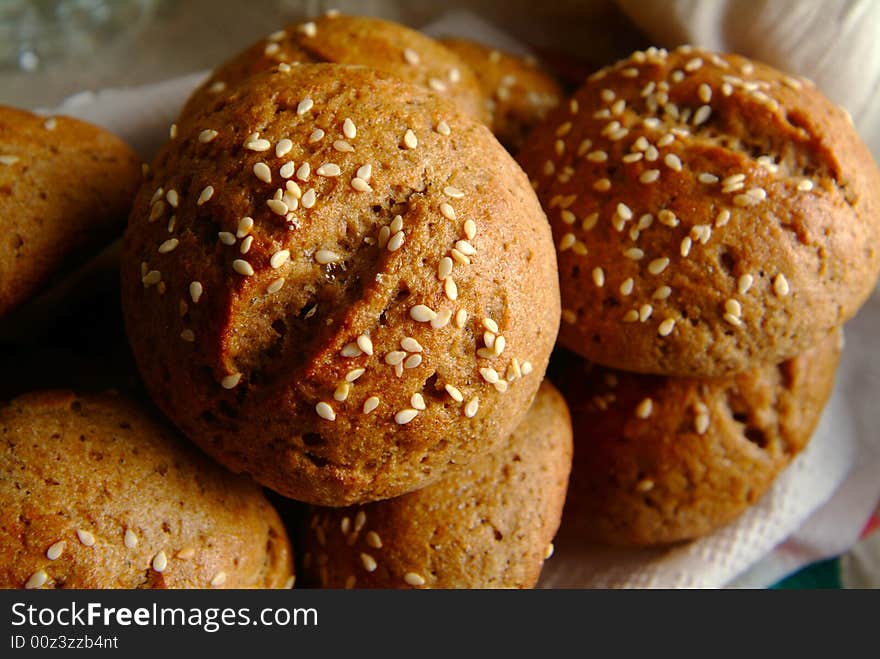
[25,569,48,589]
[351,177,372,192]
[279,161,295,179]
[455,309,468,328]
[658,318,676,336]
[403,129,418,149]
[798,179,814,192]
[124,529,138,548]
[300,188,316,209]
[635,398,653,418]
[208,80,226,93]
[411,393,426,411]
[267,277,285,294]
[463,219,477,240]
[334,383,350,401]
[180,329,195,342]
[436,120,451,136]
[493,335,506,356]
[695,413,710,434]
[664,153,682,171]
[148,200,166,223]
[232,259,254,276]
[395,409,419,425]
[354,334,374,356]
[211,572,227,587]
[342,118,357,140]
[693,105,712,126]
[158,238,179,254]
[404,572,425,586]
[385,351,406,366]
[698,173,719,185]
[582,213,599,231]
[333,140,354,153]
[363,397,380,414]
[639,169,660,184]
[439,202,456,221]
[587,150,608,163]
[639,304,653,322]
[464,397,479,418]
[169,123,178,139]
[316,402,336,421]
[0,155,19,165]
[404,354,422,369]
[624,247,645,260]
[594,178,612,191]
[253,162,272,183]
[366,531,383,548]
[196,128,219,145]
[142,270,161,287]
[559,233,576,251]
[680,236,693,257]
[657,133,675,147]
[297,98,314,115]
[76,529,95,547]
[312,249,340,266]
[360,553,378,572]
[46,540,65,560]
[648,257,670,275]
[309,129,325,144]
[387,230,405,252]
[737,274,754,295]
[620,278,634,295]
[587,266,605,288]
[196,186,214,205]
[403,47,420,65]
[480,367,500,384]
[622,153,643,164]
[438,256,453,280]
[265,42,280,56]
[345,368,366,383]
[445,384,464,403]
[316,163,341,177]
[245,138,271,152]
[698,83,712,103]
[444,277,458,300]
[221,373,241,389]
[773,274,790,296]
[455,240,476,257]
[645,145,659,161]
[409,304,436,323]
[152,551,168,573]
[268,249,289,269]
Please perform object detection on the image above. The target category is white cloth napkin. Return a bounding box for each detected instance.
[43,8,880,588]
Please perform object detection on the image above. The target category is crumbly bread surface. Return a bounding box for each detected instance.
[555,330,841,546]
[301,381,572,588]
[122,64,559,506]
[0,107,141,318]
[0,390,293,589]
[182,13,488,125]
[440,38,563,152]
[518,47,880,376]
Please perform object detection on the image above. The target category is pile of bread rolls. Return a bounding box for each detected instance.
[1,11,878,589]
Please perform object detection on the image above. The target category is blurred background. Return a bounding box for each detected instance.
[0,0,645,109]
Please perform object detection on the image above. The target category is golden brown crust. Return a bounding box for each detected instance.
[121,64,559,506]
[439,38,563,152]
[555,330,841,547]
[0,107,141,318]
[0,390,293,589]
[300,381,572,588]
[517,46,880,376]
[181,14,488,126]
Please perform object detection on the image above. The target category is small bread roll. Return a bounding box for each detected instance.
[181,13,488,126]
[301,381,572,588]
[0,107,141,318]
[555,330,841,547]
[0,390,293,589]
[121,64,559,506]
[439,38,563,152]
[517,46,880,377]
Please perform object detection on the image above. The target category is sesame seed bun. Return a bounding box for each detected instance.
[121,64,560,506]
[439,38,564,153]
[181,13,489,127]
[517,46,880,377]
[0,107,141,319]
[554,329,841,547]
[0,390,293,589]
[300,380,572,588]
